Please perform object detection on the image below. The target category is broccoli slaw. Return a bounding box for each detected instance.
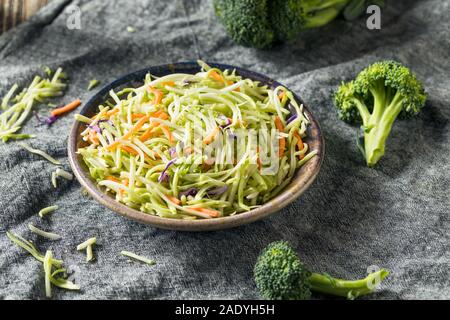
[76,61,317,219]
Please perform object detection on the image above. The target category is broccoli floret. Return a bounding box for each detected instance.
[334,60,427,167]
[213,0,354,48]
[254,241,389,300]
[213,0,275,49]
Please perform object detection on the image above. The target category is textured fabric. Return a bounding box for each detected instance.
[0,0,449,300]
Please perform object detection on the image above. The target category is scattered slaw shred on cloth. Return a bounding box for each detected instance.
[76,61,317,219]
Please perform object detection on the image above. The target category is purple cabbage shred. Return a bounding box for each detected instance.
[158,158,177,183]
[207,185,228,196]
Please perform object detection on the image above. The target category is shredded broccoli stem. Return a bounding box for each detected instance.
[55,168,73,180]
[6,231,80,298]
[88,79,100,91]
[19,142,61,165]
[77,61,317,219]
[121,250,155,266]
[0,68,66,142]
[38,205,59,218]
[43,250,53,298]
[51,171,58,188]
[28,224,62,240]
[77,237,97,262]
[6,231,63,265]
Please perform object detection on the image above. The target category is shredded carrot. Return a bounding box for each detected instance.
[160,125,173,144]
[209,70,225,84]
[203,127,220,145]
[139,126,156,142]
[106,115,150,150]
[152,150,161,159]
[293,131,305,160]
[139,111,168,142]
[106,140,121,151]
[106,176,128,196]
[152,110,164,117]
[51,99,81,117]
[89,130,99,145]
[148,87,163,105]
[166,195,181,205]
[274,117,286,157]
[120,145,156,161]
[120,145,139,156]
[278,91,286,101]
[256,147,262,171]
[122,115,150,139]
[106,108,119,116]
[131,113,146,120]
[161,81,176,87]
[106,176,121,183]
[226,80,240,92]
[190,207,220,218]
[156,112,169,120]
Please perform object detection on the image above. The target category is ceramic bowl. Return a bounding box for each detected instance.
[68,62,324,231]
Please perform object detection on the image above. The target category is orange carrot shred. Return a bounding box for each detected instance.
[106,176,121,183]
[139,127,156,142]
[51,99,81,117]
[160,125,173,144]
[293,131,305,160]
[161,81,176,87]
[166,195,181,205]
[120,145,139,156]
[131,113,146,120]
[106,140,121,151]
[274,117,286,158]
[106,108,119,116]
[209,70,225,84]
[121,115,150,140]
[227,80,240,92]
[190,207,220,218]
[148,87,163,105]
[256,147,262,171]
[106,176,127,195]
[203,127,220,145]
[89,130,99,145]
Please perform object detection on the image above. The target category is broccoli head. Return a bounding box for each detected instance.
[334,60,427,167]
[254,241,389,300]
[213,0,275,49]
[254,241,312,300]
[213,0,357,48]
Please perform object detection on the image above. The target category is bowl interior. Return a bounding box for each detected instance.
[68,62,324,231]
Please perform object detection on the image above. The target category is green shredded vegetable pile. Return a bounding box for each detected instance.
[76,61,317,219]
[6,231,80,298]
[0,68,66,142]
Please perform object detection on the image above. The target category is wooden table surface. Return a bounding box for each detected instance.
[0,0,49,33]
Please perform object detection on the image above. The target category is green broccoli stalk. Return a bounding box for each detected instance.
[213,0,381,48]
[334,61,427,167]
[254,241,389,300]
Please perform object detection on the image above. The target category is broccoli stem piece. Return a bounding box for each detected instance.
[309,269,390,298]
[254,241,389,300]
[363,89,404,166]
[302,0,351,29]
